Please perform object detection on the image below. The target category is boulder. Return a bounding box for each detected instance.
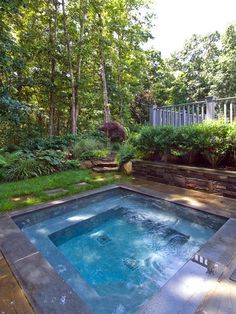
[122,161,132,175]
[80,160,93,169]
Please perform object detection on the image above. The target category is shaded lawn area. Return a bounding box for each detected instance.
[0,169,130,213]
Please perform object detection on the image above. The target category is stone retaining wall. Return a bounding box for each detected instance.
[132,160,236,197]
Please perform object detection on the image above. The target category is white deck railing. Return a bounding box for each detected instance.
[150,96,236,127]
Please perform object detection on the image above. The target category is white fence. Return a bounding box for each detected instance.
[150,96,236,127]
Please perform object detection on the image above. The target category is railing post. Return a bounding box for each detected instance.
[206,96,216,121]
[150,105,156,126]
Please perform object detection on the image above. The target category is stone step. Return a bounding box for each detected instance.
[96,157,115,162]
[92,161,118,168]
[92,166,119,173]
[223,190,236,199]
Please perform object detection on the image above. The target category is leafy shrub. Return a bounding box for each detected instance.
[136,125,176,160]
[34,149,67,171]
[111,142,121,152]
[118,143,136,166]
[131,90,154,124]
[21,134,77,152]
[0,155,7,167]
[3,158,50,181]
[197,121,230,167]
[0,151,5,180]
[134,121,233,168]
[99,121,126,142]
[135,126,160,159]
[227,121,236,162]
[153,125,176,156]
[3,151,27,165]
[5,144,20,153]
[1,149,73,182]
[65,159,80,169]
[0,170,4,181]
[126,131,140,146]
[72,138,107,160]
[171,125,202,164]
[79,130,107,144]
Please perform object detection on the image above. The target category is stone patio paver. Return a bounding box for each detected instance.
[74,182,88,188]
[122,178,236,218]
[0,251,34,314]
[44,188,68,195]
[196,251,236,314]
[94,177,110,182]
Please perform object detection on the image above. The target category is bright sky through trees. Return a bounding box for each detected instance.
[149,0,236,57]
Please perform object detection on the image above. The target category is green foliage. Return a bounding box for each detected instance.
[171,125,202,163]
[79,130,108,145]
[197,121,231,167]
[126,131,140,146]
[118,143,136,166]
[227,121,236,162]
[0,95,30,123]
[135,125,176,159]
[3,151,26,165]
[3,158,49,181]
[0,155,7,167]
[33,149,68,171]
[0,0,154,142]
[148,24,236,105]
[0,0,236,156]
[72,137,107,160]
[0,129,112,181]
[214,25,236,97]
[135,126,158,159]
[153,125,177,155]
[22,134,77,152]
[169,32,221,101]
[65,159,80,169]
[4,144,21,153]
[228,121,236,147]
[131,90,155,124]
[135,121,235,168]
[0,148,74,181]
[111,142,121,152]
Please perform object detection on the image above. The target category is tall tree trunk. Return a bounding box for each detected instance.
[96,9,111,123]
[75,0,89,124]
[99,46,110,123]
[48,0,58,138]
[118,33,124,121]
[61,0,77,134]
[56,109,61,136]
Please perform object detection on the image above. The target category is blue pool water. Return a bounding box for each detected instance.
[14,188,226,314]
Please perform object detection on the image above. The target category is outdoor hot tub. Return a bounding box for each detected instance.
[1,185,235,314]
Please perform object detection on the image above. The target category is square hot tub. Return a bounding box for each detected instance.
[12,186,226,314]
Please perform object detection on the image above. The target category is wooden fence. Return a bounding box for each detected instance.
[150,96,236,127]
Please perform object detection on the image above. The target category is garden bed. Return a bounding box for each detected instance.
[132,160,236,197]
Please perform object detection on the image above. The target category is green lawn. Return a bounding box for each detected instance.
[0,169,130,213]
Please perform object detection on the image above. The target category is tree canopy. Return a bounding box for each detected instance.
[0,0,235,146]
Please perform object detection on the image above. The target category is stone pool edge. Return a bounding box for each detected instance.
[0,185,119,314]
[0,184,236,314]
